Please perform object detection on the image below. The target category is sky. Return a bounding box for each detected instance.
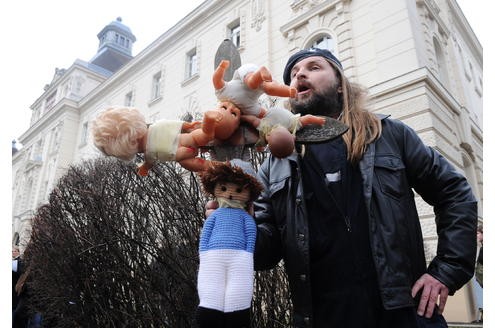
[2,0,206,148]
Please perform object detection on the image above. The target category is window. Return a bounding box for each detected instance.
[50,125,61,152]
[74,76,83,94]
[186,49,198,78]
[45,92,56,111]
[80,122,88,145]
[151,72,162,100]
[433,38,449,87]
[125,91,133,106]
[311,35,336,54]
[31,139,43,162]
[229,22,241,48]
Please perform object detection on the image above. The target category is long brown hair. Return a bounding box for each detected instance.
[335,66,382,164]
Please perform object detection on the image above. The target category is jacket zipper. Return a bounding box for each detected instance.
[344,216,352,232]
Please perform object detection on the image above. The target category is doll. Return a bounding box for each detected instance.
[213,60,297,118]
[196,159,263,328]
[241,106,326,158]
[91,105,241,175]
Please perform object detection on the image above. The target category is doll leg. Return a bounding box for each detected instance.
[244,67,270,90]
[137,161,154,176]
[225,309,250,328]
[175,146,198,162]
[198,250,227,312]
[197,307,225,328]
[188,111,223,147]
[224,251,254,313]
[202,110,223,136]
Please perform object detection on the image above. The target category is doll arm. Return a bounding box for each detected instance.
[199,215,216,251]
[262,81,297,98]
[181,121,203,133]
[299,115,326,127]
[212,60,230,90]
[244,213,257,253]
[240,114,262,128]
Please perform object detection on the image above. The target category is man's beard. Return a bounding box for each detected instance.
[290,82,342,117]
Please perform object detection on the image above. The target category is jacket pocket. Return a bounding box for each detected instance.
[374,155,407,200]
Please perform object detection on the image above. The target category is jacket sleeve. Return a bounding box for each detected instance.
[253,158,283,271]
[396,120,478,293]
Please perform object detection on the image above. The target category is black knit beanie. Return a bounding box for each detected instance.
[283,48,342,85]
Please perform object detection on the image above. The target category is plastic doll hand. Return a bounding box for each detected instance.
[205,200,219,218]
[289,87,297,98]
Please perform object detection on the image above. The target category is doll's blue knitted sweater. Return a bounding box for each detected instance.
[199,207,257,253]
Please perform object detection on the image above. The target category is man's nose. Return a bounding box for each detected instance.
[294,68,307,81]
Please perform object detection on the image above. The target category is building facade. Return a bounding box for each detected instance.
[12,0,482,323]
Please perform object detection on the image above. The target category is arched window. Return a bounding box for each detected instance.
[309,35,337,56]
[433,37,449,88]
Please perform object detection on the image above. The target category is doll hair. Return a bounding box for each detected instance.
[199,161,263,202]
[92,107,148,161]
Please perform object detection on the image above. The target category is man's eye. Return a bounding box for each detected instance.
[221,186,227,191]
[232,112,237,117]
[236,188,243,193]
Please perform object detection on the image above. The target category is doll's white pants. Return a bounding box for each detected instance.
[197,249,254,312]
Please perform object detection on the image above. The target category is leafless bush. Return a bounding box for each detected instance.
[24,157,291,327]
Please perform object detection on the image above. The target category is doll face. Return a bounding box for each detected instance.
[214,182,250,203]
[214,101,241,140]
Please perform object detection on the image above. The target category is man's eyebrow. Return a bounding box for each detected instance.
[292,58,326,71]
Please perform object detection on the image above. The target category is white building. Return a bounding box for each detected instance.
[12,0,482,323]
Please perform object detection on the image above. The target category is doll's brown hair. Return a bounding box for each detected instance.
[199,161,263,202]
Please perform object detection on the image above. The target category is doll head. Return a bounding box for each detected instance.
[265,126,295,158]
[92,107,148,160]
[199,160,263,204]
[213,101,241,140]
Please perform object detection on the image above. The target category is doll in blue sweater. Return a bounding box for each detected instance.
[196,159,263,328]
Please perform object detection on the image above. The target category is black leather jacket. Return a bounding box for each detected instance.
[253,115,478,327]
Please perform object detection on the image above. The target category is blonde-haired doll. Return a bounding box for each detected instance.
[92,105,241,175]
